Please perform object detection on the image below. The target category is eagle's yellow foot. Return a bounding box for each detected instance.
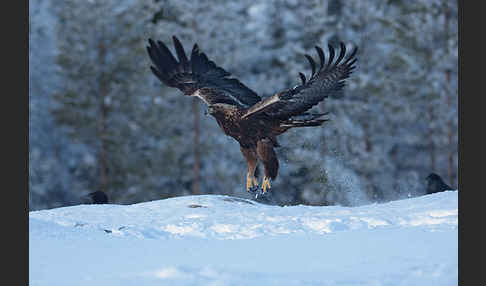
[246,174,259,192]
[261,176,271,194]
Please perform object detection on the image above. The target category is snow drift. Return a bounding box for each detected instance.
[30,191,458,285]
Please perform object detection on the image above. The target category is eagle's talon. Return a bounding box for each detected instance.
[246,174,259,193]
[247,186,258,194]
[261,176,272,194]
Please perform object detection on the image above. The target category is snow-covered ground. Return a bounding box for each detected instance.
[29,191,458,286]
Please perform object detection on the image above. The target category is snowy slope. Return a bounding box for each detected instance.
[29,191,458,286]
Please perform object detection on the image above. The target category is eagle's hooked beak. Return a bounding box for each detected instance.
[206,106,215,116]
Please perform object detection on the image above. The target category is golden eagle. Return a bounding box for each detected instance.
[147,36,357,196]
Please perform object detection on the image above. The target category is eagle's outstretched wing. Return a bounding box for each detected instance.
[242,43,357,119]
[147,36,261,108]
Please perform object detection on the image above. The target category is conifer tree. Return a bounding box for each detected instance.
[51,0,159,202]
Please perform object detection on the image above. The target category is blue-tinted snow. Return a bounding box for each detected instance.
[30,191,458,286]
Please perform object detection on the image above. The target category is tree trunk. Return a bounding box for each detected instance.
[98,40,109,196]
[444,0,456,188]
[428,105,437,173]
[193,98,200,195]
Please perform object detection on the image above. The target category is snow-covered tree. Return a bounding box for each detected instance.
[51,0,165,203]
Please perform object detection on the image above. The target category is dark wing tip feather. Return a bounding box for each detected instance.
[156,40,179,71]
[333,42,346,67]
[192,43,200,55]
[199,52,209,63]
[147,44,165,73]
[298,72,307,85]
[315,46,325,70]
[345,46,359,65]
[191,43,201,71]
[172,35,188,67]
[148,38,156,47]
[347,58,357,68]
[147,39,158,58]
[326,44,335,70]
[150,66,169,84]
[147,39,159,62]
[304,54,316,77]
[146,45,154,59]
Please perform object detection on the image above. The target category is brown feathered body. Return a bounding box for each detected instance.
[208,105,283,181]
[209,105,283,148]
[147,36,358,195]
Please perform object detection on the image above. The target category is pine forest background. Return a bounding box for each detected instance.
[29,0,458,210]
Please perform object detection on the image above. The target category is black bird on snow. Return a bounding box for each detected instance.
[425,173,454,194]
[81,191,109,204]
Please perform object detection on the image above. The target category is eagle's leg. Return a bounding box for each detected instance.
[257,139,279,194]
[240,146,259,192]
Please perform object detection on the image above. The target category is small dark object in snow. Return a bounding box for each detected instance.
[425,173,454,194]
[188,204,207,208]
[104,227,126,233]
[255,188,268,199]
[222,197,254,205]
[82,191,109,204]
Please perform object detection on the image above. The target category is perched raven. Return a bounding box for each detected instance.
[425,173,453,194]
[81,191,109,204]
